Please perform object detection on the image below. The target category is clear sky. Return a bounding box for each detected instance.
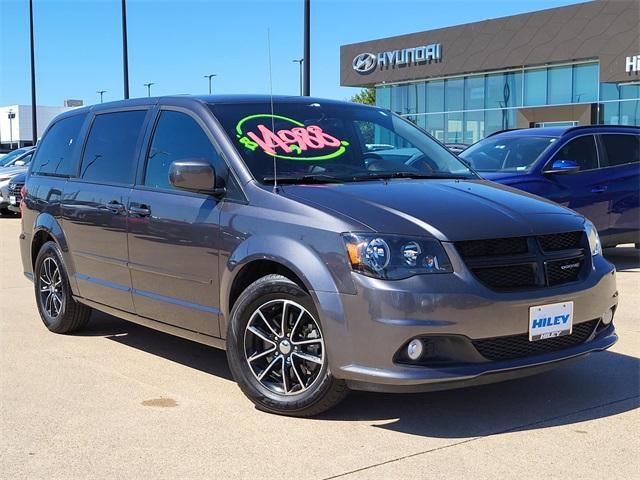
[1,0,587,107]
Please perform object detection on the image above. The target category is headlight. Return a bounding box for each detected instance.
[0,176,11,182]
[343,233,453,280]
[585,220,602,256]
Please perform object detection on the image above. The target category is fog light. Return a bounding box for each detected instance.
[407,339,424,361]
[602,307,614,325]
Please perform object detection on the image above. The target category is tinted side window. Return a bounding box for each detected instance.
[19,153,33,165]
[552,135,598,171]
[31,114,85,176]
[599,134,640,167]
[80,110,147,184]
[144,111,223,190]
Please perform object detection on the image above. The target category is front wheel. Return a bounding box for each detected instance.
[226,274,348,416]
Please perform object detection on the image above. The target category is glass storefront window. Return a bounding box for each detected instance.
[620,100,640,126]
[375,85,391,110]
[524,68,547,106]
[464,111,484,144]
[416,82,426,115]
[391,85,408,114]
[445,78,464,111]
[599,100,640,126]
[425,113,445,142]
[378,61,628,140]
[446,112,463,143]
[620,84,640,100]
[572,63,598,103]
[426,80,444,113]
[484,109,516,137]
[547,66,572,104]
[406,83,419,115]
[485,72,522,109]
[465,76,485,110]
[600,83,620,101]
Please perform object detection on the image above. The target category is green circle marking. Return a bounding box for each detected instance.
[235,114,348,161]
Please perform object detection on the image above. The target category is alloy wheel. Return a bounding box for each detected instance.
[39,257,63,318]
[243,299,325,396]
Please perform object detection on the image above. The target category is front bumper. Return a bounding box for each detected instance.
[314,254,618,392]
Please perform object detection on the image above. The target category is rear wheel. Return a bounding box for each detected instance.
[34,241,91,333]
[226,274,348,416]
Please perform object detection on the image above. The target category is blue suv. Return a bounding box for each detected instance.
[460,125,640,248]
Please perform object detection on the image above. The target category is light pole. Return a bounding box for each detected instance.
[292,59,303,96]
[204,74,217,94]
[97,90,107,103]
[303,0,310,96]
[29,0,37,145]
[121,0,129,99]
[144,83,155,97]
[8,110,15,150]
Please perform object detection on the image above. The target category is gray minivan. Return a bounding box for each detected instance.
[19,95,618,416]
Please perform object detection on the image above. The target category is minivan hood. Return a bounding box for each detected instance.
[280,179,584,241]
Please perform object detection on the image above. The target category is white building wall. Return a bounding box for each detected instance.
[0,105,79,146]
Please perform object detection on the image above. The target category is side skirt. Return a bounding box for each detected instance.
[73,295,227,351]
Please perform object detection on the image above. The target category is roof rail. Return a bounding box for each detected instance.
[486,128,523,138]
[562,124,640,135]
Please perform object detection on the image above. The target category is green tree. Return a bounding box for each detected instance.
[349,87,375,105]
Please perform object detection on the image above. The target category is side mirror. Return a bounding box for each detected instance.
[544,159,580,175]
[168,159,224,195]
[14,160,25,166]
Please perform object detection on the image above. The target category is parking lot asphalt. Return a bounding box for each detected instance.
[1,216,638,480]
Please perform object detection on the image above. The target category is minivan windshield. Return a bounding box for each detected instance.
[209,101,475,184]
[460,135,557,172]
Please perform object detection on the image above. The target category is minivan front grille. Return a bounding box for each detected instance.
[471,264,536,290]
[538,231,582,252]
[545,256,584,286]
[455,231,587,291]
[472,319,599,361]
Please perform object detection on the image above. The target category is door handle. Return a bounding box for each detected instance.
[105,200,125,214]
[591,186,608,194]
[128,205,151,217]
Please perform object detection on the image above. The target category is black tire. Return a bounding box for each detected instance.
[34,241,91,334]
[226,274,349,416]
[0,207,13,216]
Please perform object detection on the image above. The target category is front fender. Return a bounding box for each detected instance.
[32,212,80,295]
[220,234,355,322]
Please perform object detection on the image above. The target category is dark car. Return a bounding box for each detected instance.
[19,96,618,416]
[7,171,26,214]
[460,126,640,248]
[0,148,35,215]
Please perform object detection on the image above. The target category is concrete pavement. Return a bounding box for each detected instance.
[1,217,638,479]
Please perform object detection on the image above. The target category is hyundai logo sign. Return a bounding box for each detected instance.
[352,43,442,74]
[352,53,377,73]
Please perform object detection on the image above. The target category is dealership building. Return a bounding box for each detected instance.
[340,0,639,144]
[0,101,83,152]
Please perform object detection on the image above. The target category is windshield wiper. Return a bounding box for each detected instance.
[262,174,345,185]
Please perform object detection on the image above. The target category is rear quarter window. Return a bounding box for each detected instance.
[80,110,147,185]
[599,134,640,167]
[31,113,86,177]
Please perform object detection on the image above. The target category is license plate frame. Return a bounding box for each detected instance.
[529,301,574,341]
